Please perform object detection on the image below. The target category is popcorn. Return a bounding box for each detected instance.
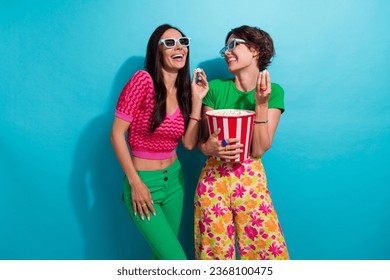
[194,68,203,73]
[207,109,254,117]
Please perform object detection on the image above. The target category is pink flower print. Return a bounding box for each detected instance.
[207,248,214,257]
[244,225,258,241]
[259,202,272,216]
[204,171,217,185]
[268,243,283,258]
[227,224,235,239]
[246,165,255,176]
[250,215,264,227]
[232,164,245,178]
[211,203,225,217]
[202,214,213,226]
[225,244,235,259]
[198,221,205,234]
[259,228,269,239]
[197,182,206,197]
[233,184,246,198]
[239,247,247,256]
[208,187,216,198]
[249,189,258,199]
[260,249,270,260]
[216,164,230,177]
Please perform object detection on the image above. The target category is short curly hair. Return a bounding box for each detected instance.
[225,25,275,71]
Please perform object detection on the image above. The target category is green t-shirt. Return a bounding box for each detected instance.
[203,79,285,113]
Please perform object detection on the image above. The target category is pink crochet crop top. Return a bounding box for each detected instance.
[115,70,185,160]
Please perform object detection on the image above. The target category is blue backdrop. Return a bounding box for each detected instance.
[1,0,389,260]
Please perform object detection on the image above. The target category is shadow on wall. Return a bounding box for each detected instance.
[197,57,232,81]
[69,56,149,259]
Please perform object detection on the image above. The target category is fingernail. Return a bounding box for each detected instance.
[147,217,150,221]
[141,216,144,221]
[134,212,137,216]
[153,212,156,216]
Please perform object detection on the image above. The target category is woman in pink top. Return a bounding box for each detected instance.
[110,24,208,259]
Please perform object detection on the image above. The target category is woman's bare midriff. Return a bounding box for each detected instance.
[132,152,177,171]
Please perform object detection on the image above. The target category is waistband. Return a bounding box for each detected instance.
[132,149,176,160]
[206,155,262,166]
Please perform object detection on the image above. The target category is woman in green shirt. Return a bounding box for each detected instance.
[194,25,289,260]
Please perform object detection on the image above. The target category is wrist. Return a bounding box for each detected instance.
[127,175,142,187]
[199,139,210,156]
[255,104,268,120]
[189,115,201,122]
[190,103,202,116]
[254,119,269,124]
[255,102,268,109]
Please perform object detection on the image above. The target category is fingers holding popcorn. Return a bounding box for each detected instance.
[255,70,271,103]
[191,68,209,100]
[194,68,207,84]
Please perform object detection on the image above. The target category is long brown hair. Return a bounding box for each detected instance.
[145,24,191,131]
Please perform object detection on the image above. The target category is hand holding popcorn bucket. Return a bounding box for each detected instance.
[206,109,256,162]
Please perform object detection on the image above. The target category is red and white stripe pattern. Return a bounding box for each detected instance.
[206,109,255,162]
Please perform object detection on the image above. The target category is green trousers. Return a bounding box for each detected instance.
[123,158,187,260]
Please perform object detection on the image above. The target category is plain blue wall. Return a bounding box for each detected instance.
[1,0,389,260]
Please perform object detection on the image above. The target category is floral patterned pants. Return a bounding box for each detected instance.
[194,157,289,260]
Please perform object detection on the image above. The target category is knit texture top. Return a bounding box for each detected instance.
[115,70,185,160]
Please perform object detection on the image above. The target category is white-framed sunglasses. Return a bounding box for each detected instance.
[159,37,191,48]
[219,39,246,57]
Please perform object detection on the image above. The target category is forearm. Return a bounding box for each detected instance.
[251,104,271,157]
[182,122,200,150]
[181,98,203,150]
[251,126,271,157]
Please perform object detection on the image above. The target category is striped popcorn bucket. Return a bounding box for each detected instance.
[206,109,256,162]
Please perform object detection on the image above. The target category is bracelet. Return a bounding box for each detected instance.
[189,115,201,122]
[254,119,269,124]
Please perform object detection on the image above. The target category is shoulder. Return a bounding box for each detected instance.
[125,70,154,92]
[269,82,285,112]
[130,70,153,83]
[270,83,285,101]
[271,83,284,96]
